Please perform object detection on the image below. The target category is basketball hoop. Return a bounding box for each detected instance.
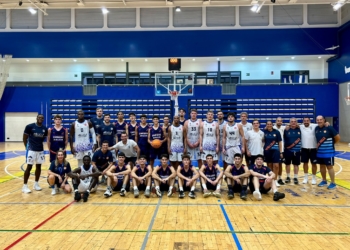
[169,91,179,101]
[345,97,350,105]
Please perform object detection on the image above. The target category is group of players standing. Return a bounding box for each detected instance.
[21,107,340,203]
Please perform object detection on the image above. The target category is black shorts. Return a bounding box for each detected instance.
[113,179,130,191]
[160,183,170,191]
[47,176,68,186]
[138,183,147,191]
[232,182,242,193]
[284,150,301,165]
[301,148,317,164]
[264,150,280,164]
[150,147,162,160]
[125,157,137,166]
[249,180,271,194]
[317,157,334,166]
[182,179,192,192]
[247,155,258,167]
[206,182,217,191]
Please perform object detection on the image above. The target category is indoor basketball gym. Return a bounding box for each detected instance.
[0,0,350,249]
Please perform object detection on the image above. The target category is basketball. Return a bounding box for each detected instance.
[151,139,162,149]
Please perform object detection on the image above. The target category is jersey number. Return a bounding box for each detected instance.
[191,127,196,131]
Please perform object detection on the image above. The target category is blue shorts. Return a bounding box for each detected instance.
[284,150,301,165]
[113,179,130,191]
[264,150,280,164]
[139,144,150,161]
[317,157,334,166]
[150,147,162,160]
[301,148,317,164]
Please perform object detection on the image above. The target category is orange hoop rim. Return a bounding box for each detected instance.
[169,91,179,96]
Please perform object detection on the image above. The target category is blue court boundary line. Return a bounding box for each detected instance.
[220,204,243,250]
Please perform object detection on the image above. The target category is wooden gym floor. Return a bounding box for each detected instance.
[1,142,350,249]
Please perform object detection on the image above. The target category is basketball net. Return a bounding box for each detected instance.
[169,91,180,116]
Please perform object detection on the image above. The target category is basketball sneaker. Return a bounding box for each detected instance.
[120,188,126,197]
[104,189,112,198]
[311,177,317,185]
[33,182,42,191]
[144,188,151,198]
[277,179,285,185]
[293,178,299,185]
[155,188,162,197]
[74,191,81,202]
[179,190,185,199]
[317,180,327,187]
[285,177,291,183]
[51,188,56,195]
[253,190,262,201]
[189,191,196,199]
[134,189,139,198]
[167,188,173,197]
[275,180,280,187]
[227,190,234,199]
[22,184,31,194]
[327,183,337,190]
[213,190,221,198]
[203,190,211,198]
[273,192,285,201]
[302,177,308,184]
[240,190,247,200]
[83,191,90,202]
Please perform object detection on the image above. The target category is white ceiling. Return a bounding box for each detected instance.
[9,55,335,63]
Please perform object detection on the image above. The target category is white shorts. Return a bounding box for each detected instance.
[224,146,242,164]
[76,150,93,160]
[78,180,97,193]
[187,147,201,161]
[26,150,45,164]
[170,152,183,162]
[201,150,218,161]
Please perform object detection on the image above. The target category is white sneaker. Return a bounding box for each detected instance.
[311,178,317,185]
[253,190,262,201]
[104,189,112,198]
[55,187,60,194]
[51,189,56,195]
[275,180,280,187]
[302,178,308,184]
[33,182,42,191]
[22,185,31,194]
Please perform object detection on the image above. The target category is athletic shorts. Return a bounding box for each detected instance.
[113,179,130,191]
[150,147,162,160]
[249,181,271,194]
[202,150,218,161]
[125,157,137,166]
[170,152,183,162]
[301,148,317,164]
[47,176,69,186]
[26,150,45,164]
[139,144,150,161]
[137,183,147,191]
[232,182,243,193]
[76,150,93,160]
[78,180,91,193]
[160,183,170,192]
[284,150,301,165]
[206,182,218,191]
[224,146,242,164]
[180,179,194,192]
[264,150,280,164]
[246,155,259,167]
[317,157,334,166]
[186,146,201,161]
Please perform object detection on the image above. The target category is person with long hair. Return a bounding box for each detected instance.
[47,150,72,195]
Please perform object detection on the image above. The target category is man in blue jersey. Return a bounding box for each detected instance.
[90,107,104,134]
[249,155,285,201]
[179,108,186,126]
[177,154,199,199]
[224,153,250,200]
[199,154,223,198]
[152,154,176,197]
[115,111,128,143]
[136,114,150,161]
[92,141,114,184]
[97,113,117,162]
[22,114,48,193]
[283,118,302,185]
[128,113,138,141]
[148,115,166,167]
[131,155,152,198]
[315,115,340,189]
[104,152,131,197]
[47,114,68,162]
[263,120,283,188]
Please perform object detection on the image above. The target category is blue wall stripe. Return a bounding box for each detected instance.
[220,204,243,250]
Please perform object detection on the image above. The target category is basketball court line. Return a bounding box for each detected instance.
[3,200,75,250]
[0,229,349,236]
[220,204,243,249]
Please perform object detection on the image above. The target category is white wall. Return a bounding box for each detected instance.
[339,82,350,142]
[8,58,327,82]
[5,112,38,141]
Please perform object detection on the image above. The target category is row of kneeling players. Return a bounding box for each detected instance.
[46,149,285,203]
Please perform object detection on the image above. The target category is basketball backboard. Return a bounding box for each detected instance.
[155,72,194,96]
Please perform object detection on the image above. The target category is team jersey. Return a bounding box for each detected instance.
[128,122,139,141]
[135,165,149,177]
[273,125,286,141]
[115,121,127,141]
[97,123,116,147]
[231,164,246,176]
[170,125,184,153]
[49,161,71,179]
[90,116,104,133]
[179,164,194,178]
[74,120,92,152]
[49,127,66,151]
[263,129,282,151]
[239,122,253,134]
[315,125,338,158]
[300,124,318,149]
[150,126,163,141]
[203,164,217,181]
[157,165,172,179]
[203,121,217,151]
[225,122,241,148]
[24,123,48,151]
[249,165,272,184]
[137,124,149,146]
[114,164,127,180]
[187,119,200,145]
[92,149,113,168]
[179,119,186,126]
[284,128,302,152]
[218,120,227,151]
[80,165,93,184]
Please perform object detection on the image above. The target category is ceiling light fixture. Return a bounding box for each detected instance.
[121,59,124,62]
[145,59,148,62]
[332,1,347,11]
[192,58,195,61]
[102,8,109,14]
[28,8,37,14]
[266,57,269,60]
[251,1,265,13]
[73,59,77,62]
[318,56,322,59]
[241,57,245,60]
[175,6,181,12]
[217,58,220,61]
[291,57,295,59]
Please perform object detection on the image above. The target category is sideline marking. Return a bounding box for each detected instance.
[220,204,242,250]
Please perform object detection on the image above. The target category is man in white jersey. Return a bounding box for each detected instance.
[273,117,286,185]
[200,110,219,161]
[168,115,185,170]
[217,111,227,164]
[239,112,252,164]
[245,119,264,167]
[68,155,100,202]
[70,110,97,167]
[183,109,202,166]
[222,112,245,170]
